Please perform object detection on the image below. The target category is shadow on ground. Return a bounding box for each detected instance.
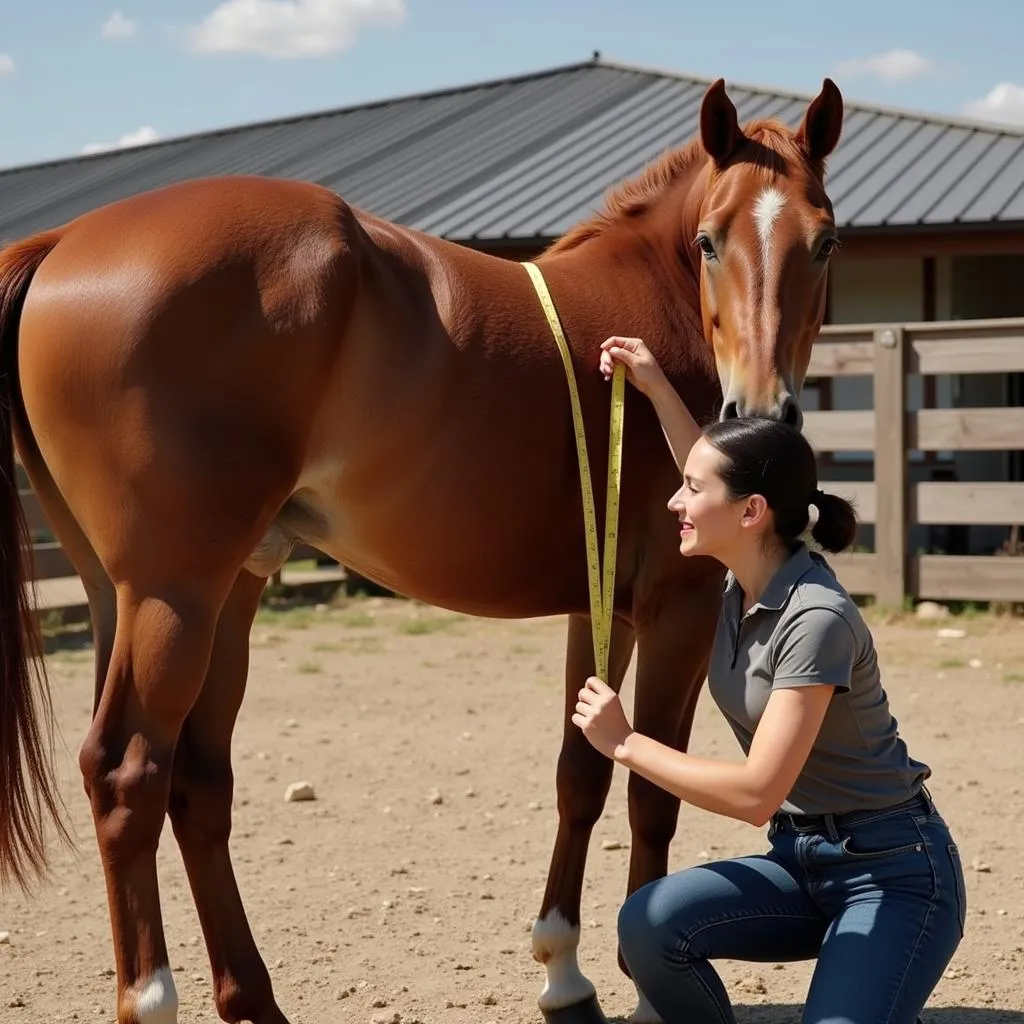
[608,1009,1024,1024]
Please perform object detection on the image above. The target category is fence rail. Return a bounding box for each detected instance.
[806,317,1024,607]
[16,316,1024,613]
[19,482,330,620]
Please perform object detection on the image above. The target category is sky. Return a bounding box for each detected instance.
[1,0,1023,170]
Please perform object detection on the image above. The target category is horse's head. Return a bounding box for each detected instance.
[692,78,844,428]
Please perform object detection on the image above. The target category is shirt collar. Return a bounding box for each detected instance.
[724,542,818,615]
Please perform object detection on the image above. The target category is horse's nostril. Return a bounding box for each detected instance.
[782,397,802,429]
[720,400,739,421]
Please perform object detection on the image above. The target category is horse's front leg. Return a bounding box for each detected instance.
[621,571,725,1024]
[532,613,636,1024]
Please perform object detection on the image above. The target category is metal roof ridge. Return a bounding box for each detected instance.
[4,53,1024,182]
[0,57,602,178]
[592,56,1024,139]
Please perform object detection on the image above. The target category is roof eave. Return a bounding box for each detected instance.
[455,219,1024,251]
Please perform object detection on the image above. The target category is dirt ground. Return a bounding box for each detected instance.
[2,594,1024,1023]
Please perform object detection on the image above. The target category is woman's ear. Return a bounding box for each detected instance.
[740,494,771,530]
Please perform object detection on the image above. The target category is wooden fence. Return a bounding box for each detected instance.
[18,487,323,580]
[16,316,1024,614]
[17,471,329,618]
[805,316,1024,608]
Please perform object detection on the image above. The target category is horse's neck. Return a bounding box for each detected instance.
[540,221,714,398]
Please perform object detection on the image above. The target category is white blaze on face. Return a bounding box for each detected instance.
[124,966,179,1024]
[751,185,788,396]
[531,910,597,1011]
[753,186,787,271]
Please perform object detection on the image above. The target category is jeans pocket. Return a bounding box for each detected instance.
[947,842,967,937]
[838,835,924,860]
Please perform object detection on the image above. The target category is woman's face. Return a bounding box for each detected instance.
[667,437,768,559]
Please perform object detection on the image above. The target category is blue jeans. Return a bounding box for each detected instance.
[617,790,966,1024]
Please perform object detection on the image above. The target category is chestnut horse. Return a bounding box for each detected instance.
[0,78,843,1024]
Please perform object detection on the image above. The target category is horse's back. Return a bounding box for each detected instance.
[18,174,361,400]
[9,174,577,610]
[27,174,355,307]
[13,176,371,571]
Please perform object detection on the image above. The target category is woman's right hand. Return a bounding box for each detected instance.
[599,336,668,397]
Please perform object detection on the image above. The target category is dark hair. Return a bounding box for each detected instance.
[701,418,858,553]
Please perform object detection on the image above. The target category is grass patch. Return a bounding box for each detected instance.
[51,648,94,665]
[396,615,460,636]
[312,641,342,653]
[340,636,383,654]
[938,658,966,669]
[1003,672,1024,684]
[296,659,322,674]
[858,596,1005,628]
[340,610,376,629]
[254,606,315,630]
[947,601,987,618]
[251,632,284,647]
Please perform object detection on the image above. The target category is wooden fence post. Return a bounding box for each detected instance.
[873,326,907,608]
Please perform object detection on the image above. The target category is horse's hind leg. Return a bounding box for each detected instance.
[532,613,636,1024]
[80,576,231,1024]
[167,569,288,1024]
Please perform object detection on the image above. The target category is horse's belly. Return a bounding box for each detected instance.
[288,464,590,619]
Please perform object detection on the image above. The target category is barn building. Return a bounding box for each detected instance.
[5,57,1023,607]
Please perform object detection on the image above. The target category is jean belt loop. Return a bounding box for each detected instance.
[823,812,840,841]
[920,785,937,815]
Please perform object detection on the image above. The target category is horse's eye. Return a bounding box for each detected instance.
[816,236,840,261]
[695,234,717,260]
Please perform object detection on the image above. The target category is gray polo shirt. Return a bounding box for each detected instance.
[708,543,930,816]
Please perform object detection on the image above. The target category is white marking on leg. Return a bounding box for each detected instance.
[124,966,179,1024]
[628,985,662,1024]
[531,910,596,1011]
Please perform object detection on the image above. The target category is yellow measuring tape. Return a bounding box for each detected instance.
[521,261,626,681]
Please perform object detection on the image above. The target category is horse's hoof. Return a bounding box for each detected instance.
[541,994,609,1024]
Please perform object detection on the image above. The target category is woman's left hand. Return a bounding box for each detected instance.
[572,676,634,758]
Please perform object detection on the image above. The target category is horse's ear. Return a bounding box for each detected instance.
[700,79,742,165]
[796,78,844,166]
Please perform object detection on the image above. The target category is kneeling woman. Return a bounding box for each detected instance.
[572,337,967,1024]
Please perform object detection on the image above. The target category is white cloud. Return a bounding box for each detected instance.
[186,0,406,58]
[82,125,161,155]
[834,49,937,83]
[0,54,15,76]
[961,83,1024,126]
[102,11,139,39]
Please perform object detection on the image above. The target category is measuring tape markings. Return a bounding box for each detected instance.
[521,260,626,682]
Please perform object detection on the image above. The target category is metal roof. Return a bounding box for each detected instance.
[3,57,1024,246]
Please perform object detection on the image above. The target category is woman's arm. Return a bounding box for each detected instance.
[573,678,833,826]
[573,607,856,825]
[647,381,702,477]
[599,336,701,475]
[618,686,834,825]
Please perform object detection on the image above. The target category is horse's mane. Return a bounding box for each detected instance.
[547,119,813,255]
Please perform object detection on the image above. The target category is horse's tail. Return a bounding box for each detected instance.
[0,229,69,892]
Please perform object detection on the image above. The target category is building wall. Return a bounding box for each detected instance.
[948,255,1024,552]
[814,252,1021,557]
[826,254,957,423]
[830,255,927,323]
